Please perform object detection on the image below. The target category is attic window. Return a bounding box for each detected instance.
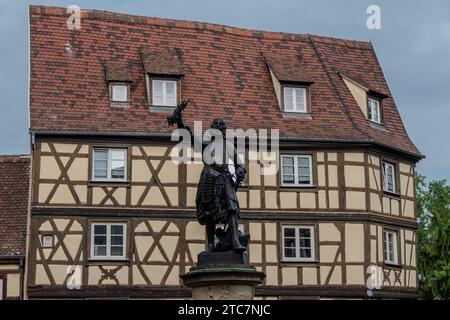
[283,86,308,113]
[110,84,130,102]
[151,79,178,106]
[105,64,133,107]
[368,96,382,124]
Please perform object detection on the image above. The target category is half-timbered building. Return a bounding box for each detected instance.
[26,5,422,299]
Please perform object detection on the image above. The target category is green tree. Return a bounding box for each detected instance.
[416,175,450,299]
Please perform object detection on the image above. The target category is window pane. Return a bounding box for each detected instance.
[165,81,176,97]
[112,85,127,101]
[295,88,306,111]
[284,88,294,111]
[94,225,107,235]
[111,150,125,161]
[94,245,107,256]
[298,176,310,184]
[110,246,123,256]
[94,235,107,245]
[152,80,164,105]
[111,236,123,246]
[298,157,309,167]
[111,160,125,179]
[299,238,311,248]
[299,228,311,238]
[94,151,108,178]
[282,175,295,184]
[282,157,294,166]
[283,166,294,175]
[166,95,177,106]
[284,237,296,249]
[300,248,311,258]
[111,225,124,235]
[284,248,296,258]
[284,228,296,238]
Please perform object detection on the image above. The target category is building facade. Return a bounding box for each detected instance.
[0,156,29,300]
[25,5,422,299]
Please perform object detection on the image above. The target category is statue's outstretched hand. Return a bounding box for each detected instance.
[167,99,190,128]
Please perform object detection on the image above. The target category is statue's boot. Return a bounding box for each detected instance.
[229,215,246,252]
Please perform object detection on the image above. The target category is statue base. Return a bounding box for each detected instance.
[181,251,265,300]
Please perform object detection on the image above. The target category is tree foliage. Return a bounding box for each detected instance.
[416,175,450,299]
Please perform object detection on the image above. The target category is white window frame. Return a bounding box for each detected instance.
[283,86,307,113]
[90,223,127,260]
[368,97,381,124]
[383,230,398,265]
[152,79,177,106]
[41,235,54,248]
[282,225,316,262]
[382,161,396,193]
[110,83,129,102]
[280,154,313,187]
[92,148,127,182]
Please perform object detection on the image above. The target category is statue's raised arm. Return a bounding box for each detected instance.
[167,99,191,133]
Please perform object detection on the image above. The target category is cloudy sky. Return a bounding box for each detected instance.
[0,0,448,181]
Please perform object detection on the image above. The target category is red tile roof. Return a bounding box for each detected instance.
[105,64,133,83]
[142,50,185,76]
[264,55,314,83]
[0,156,30,256]
[28,5,421,157]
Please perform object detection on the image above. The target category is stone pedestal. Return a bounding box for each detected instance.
[181,251,265,300]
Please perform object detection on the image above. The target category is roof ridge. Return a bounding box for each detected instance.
[30,5,372,48]
[0,155,31,162]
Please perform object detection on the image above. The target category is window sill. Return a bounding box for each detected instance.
[89,180,131,188]
[383,262,402,270]
[149,105,177,113]
[87,259,130,265]
[280,260,319,266]
[281,112,312,119]
[369,121,388,132]
[383,190,400,198]
[279,185,317,191]
[110,101,131,108]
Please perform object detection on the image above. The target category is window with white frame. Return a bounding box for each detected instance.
[110,84,129,102]
[283,86,307,113]
[91,223,126,260]
[41,235,54,248]
[152,79,177,106]
[282,226,315,261]
[382,161,396,193]
[92,148,127,181]
[368,97,381,123]
[383,230,398,264]
[281,155,313,186]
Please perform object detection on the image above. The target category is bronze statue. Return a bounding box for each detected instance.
[168,100,248,253]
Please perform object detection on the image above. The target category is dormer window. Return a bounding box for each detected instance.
[141,50,185,111]
[264,55,313,117]
[105,64,133,108]
[152,79,177,106]
[283,86,308,113]
[368,96,382,124]
[110,84,130,102]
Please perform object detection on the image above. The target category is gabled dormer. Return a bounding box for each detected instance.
[105,64,134,108]
[340,73,389,128]
[264,55,314,119]
[142,50,185,113]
